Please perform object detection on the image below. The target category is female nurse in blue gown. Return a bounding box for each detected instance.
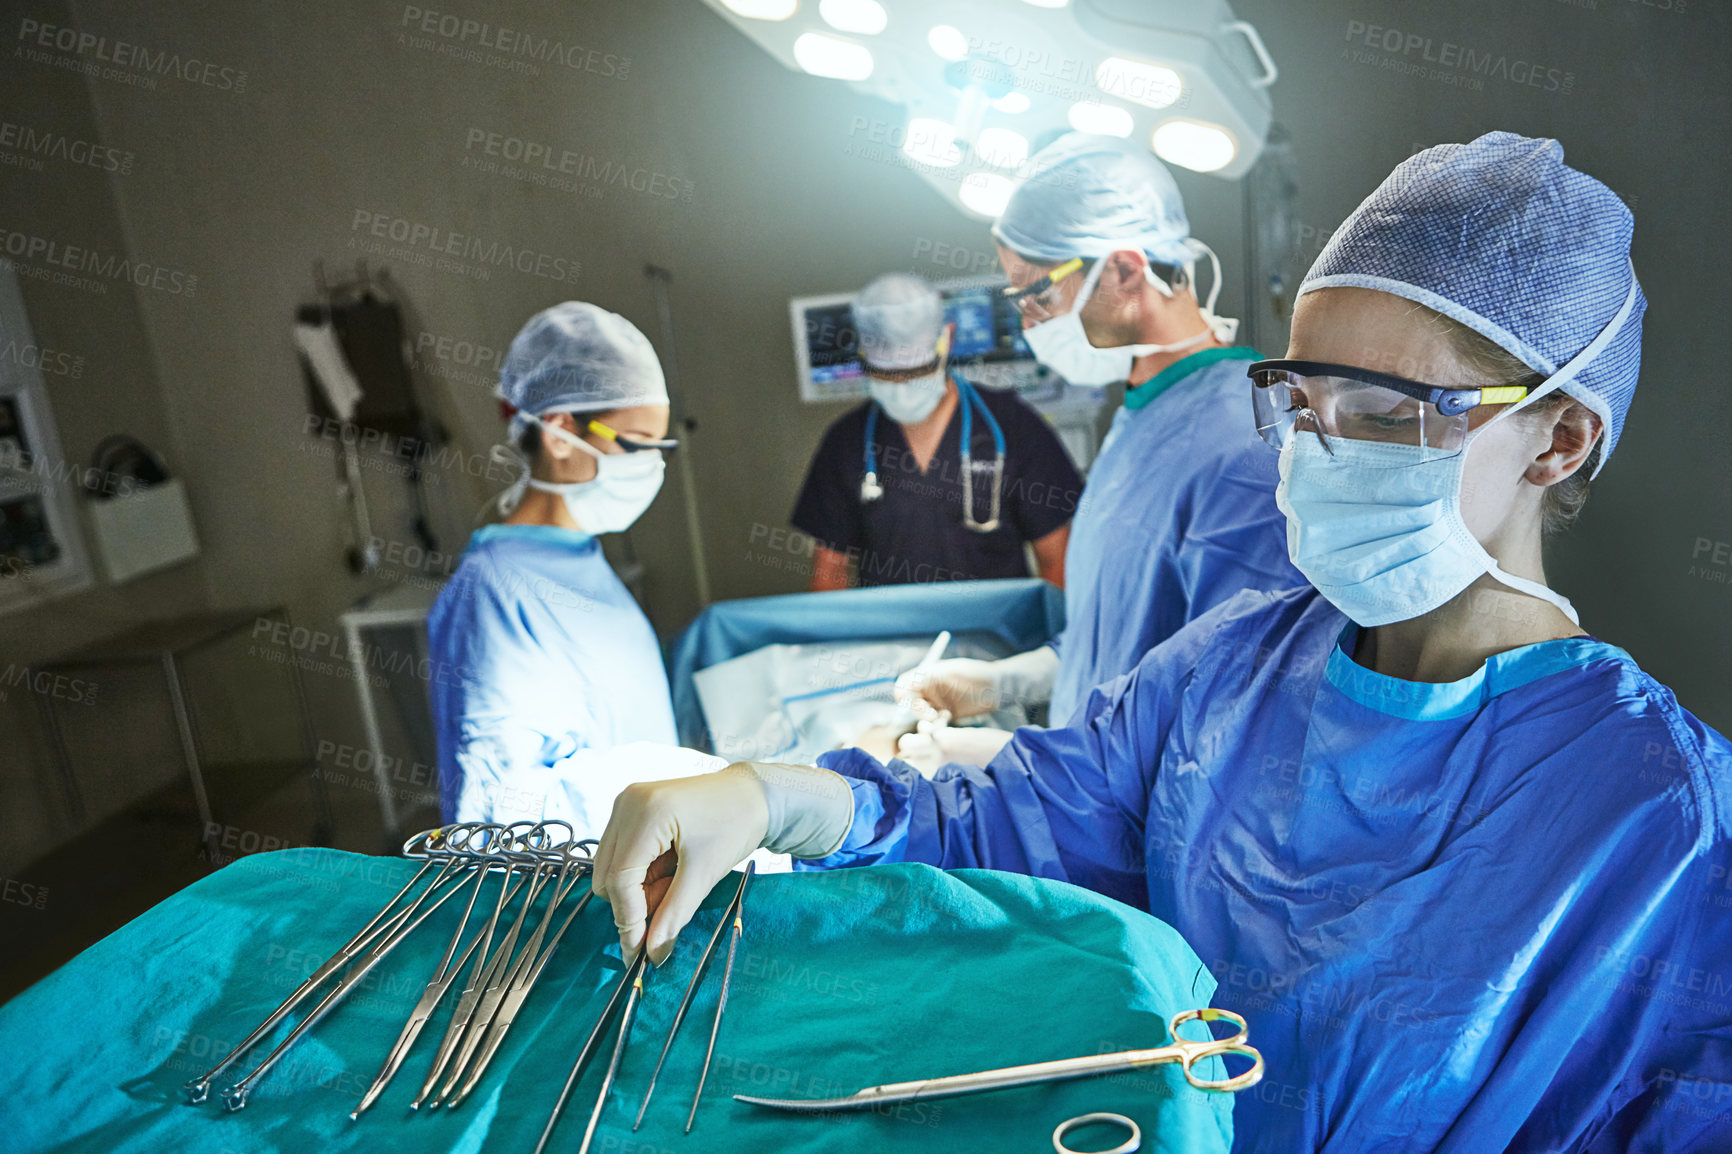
[590,135,1732,1152]
[428,302,717,836]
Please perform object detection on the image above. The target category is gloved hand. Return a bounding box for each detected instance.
[591,762,854,965]
[895,726,1016,776]
[894,646,1060,721]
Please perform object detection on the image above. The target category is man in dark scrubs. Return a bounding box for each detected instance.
[791,273,1083,590]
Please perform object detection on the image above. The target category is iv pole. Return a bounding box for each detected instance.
[645,265,712,608]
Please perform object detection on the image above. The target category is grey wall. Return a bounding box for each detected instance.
[1,0,1727,872]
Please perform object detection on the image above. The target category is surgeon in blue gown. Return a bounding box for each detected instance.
[429,302,717,835]
[896,135,1303,765]
[590,135,1732,1152]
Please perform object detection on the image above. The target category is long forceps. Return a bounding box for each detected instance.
[445,838,599,1108]
[687,861,754,1132]
[736,1007,1263,1112]
[218,825,489,1110]
[181,823,479,1104]
[413,821,560,1109]
[531,950,648,1154]
[350,824,515,1118]
[629,862,753,1130]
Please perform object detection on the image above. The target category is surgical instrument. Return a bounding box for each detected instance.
[445,842,598,1108]
[350,825,517,1118]
[578,962,647,1154]
[687,861,754,1132]
[427,827,577,1106]
[181,823,476,1105]
[630,866,752,1129]
[218,841,484,1111]
[1054,1112,1141,1154]
[734,1007,1263,1112]
[532,950,648,1154]
[412,820,563,1108]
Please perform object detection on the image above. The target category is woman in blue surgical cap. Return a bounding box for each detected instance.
[588,135,1732,1152]
[427,302,719,835]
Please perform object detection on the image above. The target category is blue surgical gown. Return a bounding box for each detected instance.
[812,587,1732,1152]
[1051,347,1302,719]
[427,524,677,828]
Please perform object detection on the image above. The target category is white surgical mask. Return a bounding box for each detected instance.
[1021,241,1238,387]
[497,416,665,533]
[1275,430,1577,628]
[868,370,947,424]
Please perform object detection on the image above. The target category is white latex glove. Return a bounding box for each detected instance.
[894,647,1060,720]
[896,726,1016,776]
[591,762,853,965]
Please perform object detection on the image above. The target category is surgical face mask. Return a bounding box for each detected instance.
[868,370,947,424]
[1275,428,1577,628]
[1020,243,1237,387]
[509,416,666,533]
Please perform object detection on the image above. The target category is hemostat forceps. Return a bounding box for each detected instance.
[350,824,515,1118]
[413,821,564,1109]
[444,837,598,1108]
[218,825,488,1110]
[734,1007,1264,1112]
[181,823,482,1105]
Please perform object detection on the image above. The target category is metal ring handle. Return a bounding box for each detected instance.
[1170,1007,1250,1047]
[1178,1042,1265,1092]
[1054,1112,1140,1154]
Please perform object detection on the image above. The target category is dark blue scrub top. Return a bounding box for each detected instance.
[791,384,1084,586]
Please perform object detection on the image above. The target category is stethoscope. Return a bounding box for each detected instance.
[860,372,1005,533]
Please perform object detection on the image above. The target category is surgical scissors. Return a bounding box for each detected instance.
[181,823,481,1104]
[218,824,494,1110]
[734,1007,1264,1112]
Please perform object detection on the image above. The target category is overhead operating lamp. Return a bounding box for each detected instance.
[696,0,1277,219]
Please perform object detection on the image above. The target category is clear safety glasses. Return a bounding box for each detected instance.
[1248,359,1529,460]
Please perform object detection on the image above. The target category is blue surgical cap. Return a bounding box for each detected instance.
[992,133,1193,267]
[853,273,946,371]
[1300,131,1645,470]
[497,302,667,433]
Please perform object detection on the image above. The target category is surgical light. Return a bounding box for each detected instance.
[1067,101,1133,137]
[720,0,797,19]
[819,0,886,36]
[793,32,873,79]
[959,173,1018,217]
[903,118,962,167]
[1152,120,1237,173]
[1020,0,1069,7]
[991,92,1031,114]
[1095,57,1183,110]
[975,127,1029,168]
[927,25,968,62]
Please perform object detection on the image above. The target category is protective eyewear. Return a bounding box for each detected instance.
[1248,359,1528,459]
[584,419,678,455]
[1000,257,1087,319]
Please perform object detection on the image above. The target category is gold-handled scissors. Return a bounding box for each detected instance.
[734,1007,1263,1112]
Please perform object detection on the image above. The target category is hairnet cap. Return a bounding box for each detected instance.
[992,133,1193,267]
[852,273,947,372]
[1299,131,1645,468]
[496,301,668,425]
